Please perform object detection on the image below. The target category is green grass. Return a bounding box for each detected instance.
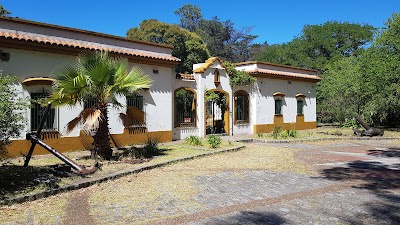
[0,141,239,201]
[255,127,400,140]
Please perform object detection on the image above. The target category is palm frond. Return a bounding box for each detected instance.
[82,109,101,134]
[113,66,153,95]
[65,108,102,134]
[47,91,78,107]
[119,113,131,128]
[109,95,124,110]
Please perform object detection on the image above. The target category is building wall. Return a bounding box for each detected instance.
[252,78,317,133]
[1,48,174,157]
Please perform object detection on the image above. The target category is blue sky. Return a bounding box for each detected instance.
[1,0,399,44]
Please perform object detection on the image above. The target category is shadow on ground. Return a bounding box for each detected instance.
[368,148,400,158]
[321,147,400,224]
[0,164,73,200]
[207,211,288,225]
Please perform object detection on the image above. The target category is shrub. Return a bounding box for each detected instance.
[141,134,162,158]
[119,147,144,159]
[256,132,264,138]
[0,72,27,159]
[286,129,298,138]
[342,118,358,129]
[271,125,282,139]
[185,135,202,146]
[207,135,221,148]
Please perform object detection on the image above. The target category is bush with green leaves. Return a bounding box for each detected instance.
[342,118,358,129]
[224,61,256,86]
[206,135,221,148]
[0,71,27,158]
[256,132,264,138]
[271,125,282,139]
[141,134,162,158]
[285,129,298,138]
[185,135,202,146]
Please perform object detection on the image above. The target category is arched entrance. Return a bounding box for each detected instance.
[204,90,229,135]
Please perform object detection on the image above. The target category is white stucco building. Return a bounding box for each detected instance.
[0,17,320,157]
[173,57,320,140]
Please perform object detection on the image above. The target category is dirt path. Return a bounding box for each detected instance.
[62,189,96,225]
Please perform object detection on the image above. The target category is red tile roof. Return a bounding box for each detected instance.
[177,73,195,80]
[248,68,321,82]
[0,28,180,62]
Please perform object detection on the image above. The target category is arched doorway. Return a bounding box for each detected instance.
[204,90,229,135]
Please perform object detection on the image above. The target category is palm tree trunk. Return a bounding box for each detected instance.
[93,104,112,160]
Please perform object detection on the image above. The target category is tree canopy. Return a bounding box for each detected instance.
[127,4,259,68]
[174,4,258,62]
[318,13,400,126]
[0,4,11,16]
[256,21,376,71]
[126,19,210,73]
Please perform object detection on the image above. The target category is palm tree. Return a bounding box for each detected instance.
[49,51,152,160]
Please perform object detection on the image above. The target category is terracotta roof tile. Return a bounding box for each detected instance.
[248,68,321,82]
[177,73,195,80]
[0,28,180,62]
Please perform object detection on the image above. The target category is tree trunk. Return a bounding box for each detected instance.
[93,104,112,160]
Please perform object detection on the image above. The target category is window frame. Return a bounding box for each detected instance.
[297,99,304,115]
[30,90,56,131]
[126,94,144,110]
[274,99,283,115]
[234,90,250,124]
[83,97,98,109]
[174,87,197,128]
[213,69,221,86]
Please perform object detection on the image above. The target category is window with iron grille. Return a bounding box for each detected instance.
[175,89,196,127]
[126,94,144,110]
[30,91,55,131]
[84,97,97,109]
[275,99,283,115]
[235,91,249,123]
[297,100,304,115]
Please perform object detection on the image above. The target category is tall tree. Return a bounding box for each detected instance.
[0,4,11,16]
[127,19,210,73]
[174,4,258,62]
[256,21,375,71]
[174,4,203,32]
[317,56,366,124]
[198,17,258,62]
[360,13,400,126]
[49,51,152,159]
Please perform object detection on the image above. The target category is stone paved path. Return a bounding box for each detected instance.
[152,140,400,225]
[2,139,400,224]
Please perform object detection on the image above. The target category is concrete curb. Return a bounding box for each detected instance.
[238,137,400,144]
[0,145,245,206]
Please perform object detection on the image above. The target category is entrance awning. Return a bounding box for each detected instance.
[22,77,54,86]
